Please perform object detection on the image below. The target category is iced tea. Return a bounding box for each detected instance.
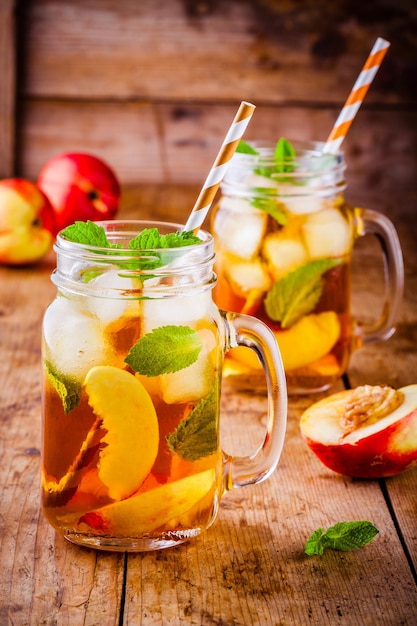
[212,140,403,392]
[41,220,287,551]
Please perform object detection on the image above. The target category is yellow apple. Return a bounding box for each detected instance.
[0,178,57,266]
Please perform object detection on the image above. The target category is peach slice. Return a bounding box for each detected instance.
[274,311,341,371]
[78,469,216,535]
[84,366,159,500]
[300,384,417,478]
[229,312,340,373]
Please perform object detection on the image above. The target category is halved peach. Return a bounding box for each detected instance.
[300,384,417,478]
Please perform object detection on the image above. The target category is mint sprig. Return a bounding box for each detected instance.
[61,222,201,251]
[60,222,202,272]
[305,521,379,555]
[45,360,82,414]
[128,227,201,250]
[274,137,296,175]
[124,325,202,376]
[166,383,218,461]
[264,258,341,328]
[237,137,297,180]
[61,221,120,247]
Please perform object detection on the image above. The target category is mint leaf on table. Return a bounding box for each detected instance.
[166,383,218,461]
[61,221,118,247]
[45,361,82,414]
[305,521,379,555]
[124,325,202,376]
[264,258,341,328]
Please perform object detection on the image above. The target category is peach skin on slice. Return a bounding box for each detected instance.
[84,365,159,501]
[78,469,216,535]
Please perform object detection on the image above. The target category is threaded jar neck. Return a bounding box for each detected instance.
[52,220,216,298]
[220,141,347,200]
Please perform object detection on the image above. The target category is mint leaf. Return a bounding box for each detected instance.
[166,383,218,461]
[128,228,201,250]
[251,195,288,225]
[236,140,259,155]
[274,137,296,174]
[45,361,82,414]
[304,528,326,555]
[61,221,116,247]
[305,521,379,555]
[264,258,341,328]
[124,326,202,376]
[126,228,202,271]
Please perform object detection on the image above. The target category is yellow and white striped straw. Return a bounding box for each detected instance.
[323,37,390,155]
[184,101,256,233]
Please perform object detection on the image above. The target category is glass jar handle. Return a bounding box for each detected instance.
[221,311,287,491]
[355,208,404,344]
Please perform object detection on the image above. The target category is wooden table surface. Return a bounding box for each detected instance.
[1,185,416,625]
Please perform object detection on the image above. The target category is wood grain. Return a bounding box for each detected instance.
[0,190,416,624]
[0,0,16,177]
[13,0,417,191]
[18,0,408,104]
[1,0,416,620]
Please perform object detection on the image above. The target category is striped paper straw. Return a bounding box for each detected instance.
[323,38,390,155]
[184,101,256,233]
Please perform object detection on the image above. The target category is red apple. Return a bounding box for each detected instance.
[300,384,417,478]
[37,153,120,232]
[0,178,57,266]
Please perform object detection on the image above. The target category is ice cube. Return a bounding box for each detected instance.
[141,291,212,334]
[43,296,114,380]
[214,196,267,259]
[262,232,308,280]
[160,344,216,404]
[275,183,324,215]
[86,270,140,325]
[226,258,271,295]
[245,173,280,190]
[302,207,351,259]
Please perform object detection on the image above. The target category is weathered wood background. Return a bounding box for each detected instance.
[0,0,415,221]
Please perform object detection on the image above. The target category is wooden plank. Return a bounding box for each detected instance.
[0,191,416,624]
[385,470,417,574]
[18,0,409,105]
[0,259,124,625]
[17,100,164,183]
[0,0,16,177]
[16,100,417,192]
[348,217,417,575]
[123,387,417,624]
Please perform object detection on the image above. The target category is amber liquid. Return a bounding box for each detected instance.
[42,307,223,551]
[212,198,356,393]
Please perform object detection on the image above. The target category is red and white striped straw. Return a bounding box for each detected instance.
[184,101,256,233]
[323,37,390,155]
